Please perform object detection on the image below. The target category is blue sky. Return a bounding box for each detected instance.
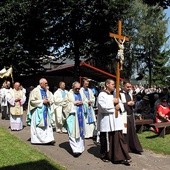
[164,7,170,44]
[164,7,170,66]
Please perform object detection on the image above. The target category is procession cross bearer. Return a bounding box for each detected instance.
[109,20,129,118]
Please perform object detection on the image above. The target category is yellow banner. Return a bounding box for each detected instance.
[0,67,13,78]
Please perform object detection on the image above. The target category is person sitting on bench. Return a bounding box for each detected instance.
[155,97,170,132]
[134,95,154,120]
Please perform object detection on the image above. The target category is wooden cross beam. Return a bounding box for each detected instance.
[109,20,129,118]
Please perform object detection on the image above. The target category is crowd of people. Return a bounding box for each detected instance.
[132,84,170,125]
[0,81,26,131]
[0,78,170,166]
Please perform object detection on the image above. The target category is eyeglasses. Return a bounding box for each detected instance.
[75,88,80,90]
[126,86,131,88]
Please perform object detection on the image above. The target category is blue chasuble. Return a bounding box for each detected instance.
[83,88,94,123]
[40,88,48,127]
[74,93,84,138]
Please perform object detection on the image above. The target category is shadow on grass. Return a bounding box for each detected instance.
[145,134,159,139]
[145,128,170,139]
[0,159,62,170]
[166,128,170,134]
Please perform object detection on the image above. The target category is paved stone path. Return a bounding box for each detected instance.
[0,115,170,170]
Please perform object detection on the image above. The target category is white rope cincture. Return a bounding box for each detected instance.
[106,132,110,152]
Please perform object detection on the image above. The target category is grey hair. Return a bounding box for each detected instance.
[72,81,80,88]
[39,78,47,84]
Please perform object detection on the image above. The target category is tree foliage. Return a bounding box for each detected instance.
[0,0,70,77]
[0,1,45,77]
[0,0,169,86]
[124,0,169,86]
[143,0,170,9]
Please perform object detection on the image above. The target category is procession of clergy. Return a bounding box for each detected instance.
[1,77,144,166]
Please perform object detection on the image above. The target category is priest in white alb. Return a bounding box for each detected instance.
[7,82,26,131]
[53,81,68,133]
[80,77,96,138]
[27,78,55,145]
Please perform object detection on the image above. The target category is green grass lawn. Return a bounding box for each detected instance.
[138,131,170,155]
[0,127,169,170]
[0,127,66,170]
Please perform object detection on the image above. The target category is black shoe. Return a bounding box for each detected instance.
[114,160,131,166]
[50,140,56,145]
[5,117,10,120]
[132,150,142,155]
[73,152,81,158]
[120,160,131,166]
[101,154,110,162]
[45,140,56,145]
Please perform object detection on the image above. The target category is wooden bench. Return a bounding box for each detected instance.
[150,122,170,138]
[135,119,153,133]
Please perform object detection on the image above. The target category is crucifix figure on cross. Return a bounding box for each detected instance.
[110,20,129,71]
[109,20,129,118]
[114,36,125,70]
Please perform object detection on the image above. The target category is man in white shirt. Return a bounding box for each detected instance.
[0,82,9,120]
[53,81,68,133]
[97,79,131,165]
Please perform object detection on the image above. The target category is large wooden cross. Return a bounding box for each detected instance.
[109,20,129,118]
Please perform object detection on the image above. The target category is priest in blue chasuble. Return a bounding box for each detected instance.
[27,78,55,145]
[63,81,86,157]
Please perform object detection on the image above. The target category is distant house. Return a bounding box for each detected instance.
[42,56,123,90]
[21,56,122,91]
